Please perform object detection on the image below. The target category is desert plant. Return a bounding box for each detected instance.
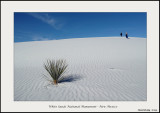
[44,59,68,85]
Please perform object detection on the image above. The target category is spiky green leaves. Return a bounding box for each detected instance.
[44,59,68,85]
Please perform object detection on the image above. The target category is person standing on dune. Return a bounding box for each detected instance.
[125,32,128,39]
[120,32,122,37]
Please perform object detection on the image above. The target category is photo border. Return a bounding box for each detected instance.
[1,1,159,112]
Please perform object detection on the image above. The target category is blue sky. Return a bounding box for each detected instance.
[14,12,146,42]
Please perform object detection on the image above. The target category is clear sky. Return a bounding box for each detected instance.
[14,12,146,42]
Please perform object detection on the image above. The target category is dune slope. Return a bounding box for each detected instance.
[14,37,147,101]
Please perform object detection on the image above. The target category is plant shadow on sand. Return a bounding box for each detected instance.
[43,74,82,89]
[59,74,82,83]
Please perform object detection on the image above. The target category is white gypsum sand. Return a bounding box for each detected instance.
[14,37,147,101]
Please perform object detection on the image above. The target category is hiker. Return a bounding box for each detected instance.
[120,32,122,37]
[125,32,128,39]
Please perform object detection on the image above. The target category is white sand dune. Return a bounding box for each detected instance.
[14,37,147,101]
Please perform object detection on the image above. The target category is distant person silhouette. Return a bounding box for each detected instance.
[120,32,122,37]
[125,32,128,39]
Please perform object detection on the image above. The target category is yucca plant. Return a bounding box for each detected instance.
[44,59,68,85]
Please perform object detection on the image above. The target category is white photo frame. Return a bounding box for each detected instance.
[1,1,159,112]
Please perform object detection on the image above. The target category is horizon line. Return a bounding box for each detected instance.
[14,36,146,43]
